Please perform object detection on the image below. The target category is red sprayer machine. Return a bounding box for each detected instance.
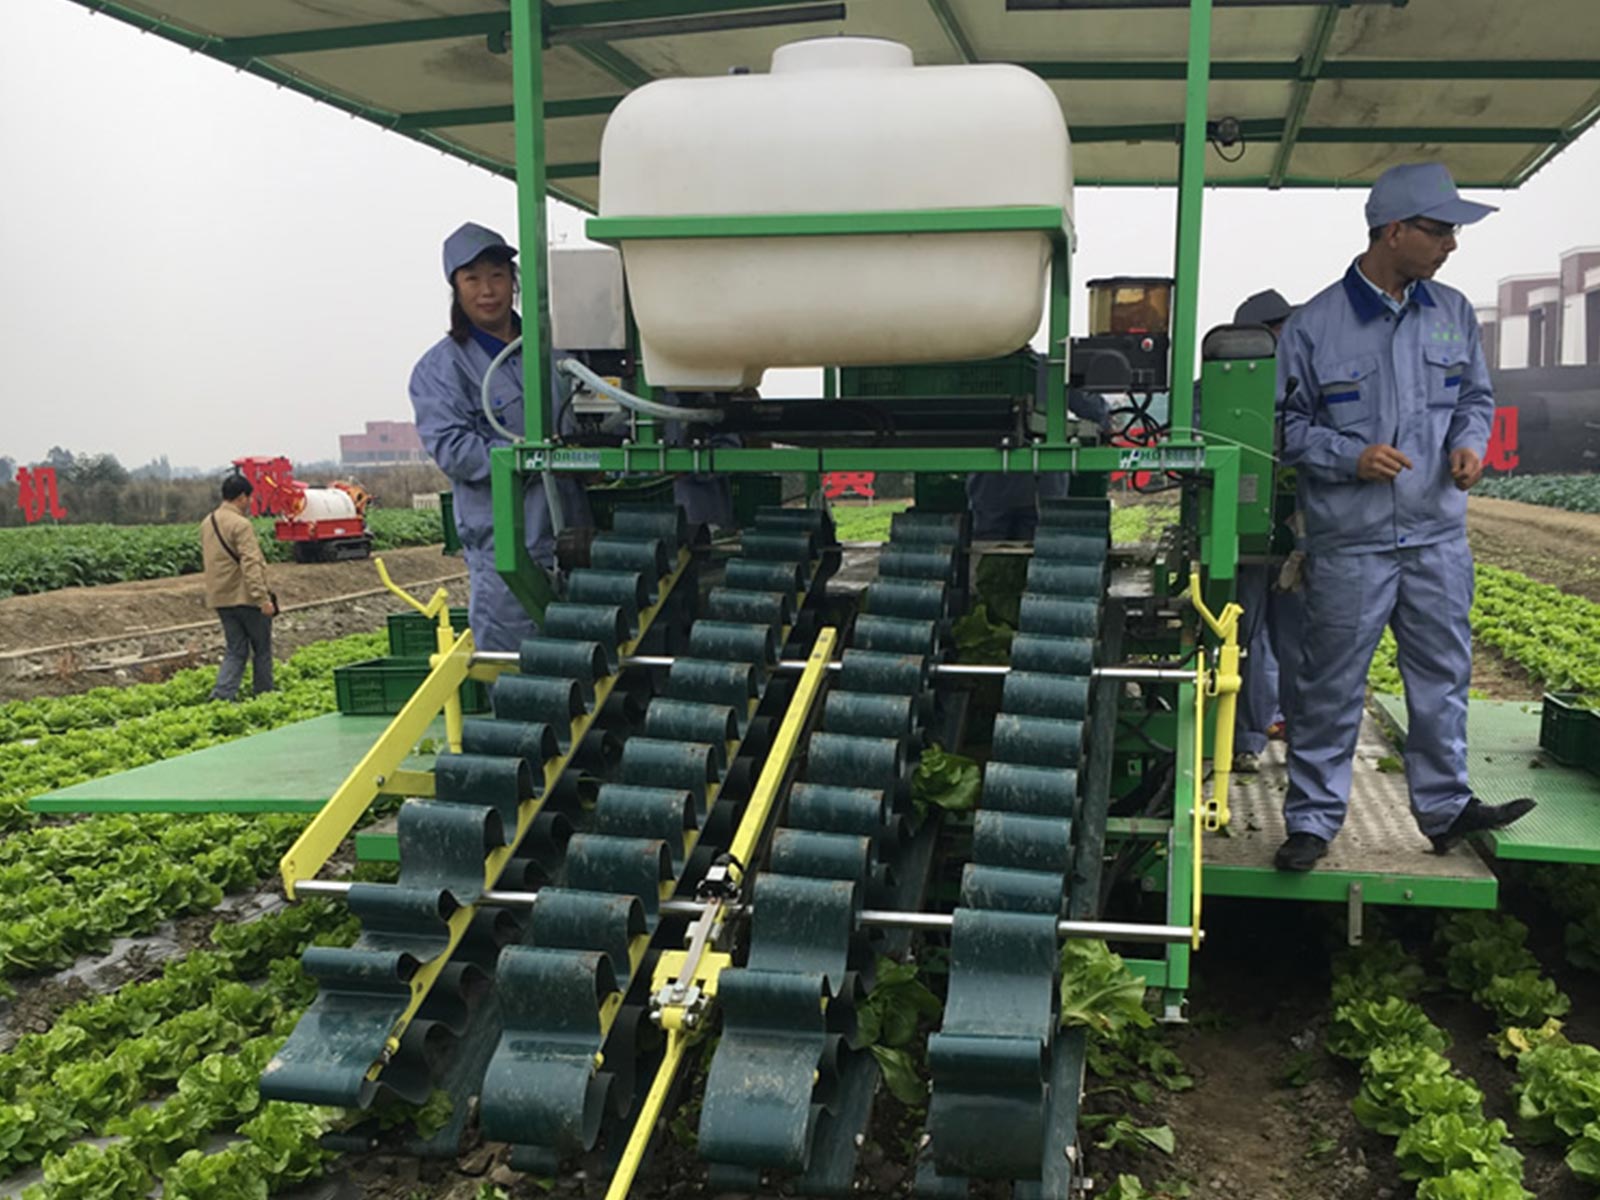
[231,456,374,563]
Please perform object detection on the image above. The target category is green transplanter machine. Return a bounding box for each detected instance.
[39,0,1600,1194]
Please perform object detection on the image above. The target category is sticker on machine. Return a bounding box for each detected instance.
[1117,446,1204,471]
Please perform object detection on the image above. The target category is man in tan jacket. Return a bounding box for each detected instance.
[200,474,277,701]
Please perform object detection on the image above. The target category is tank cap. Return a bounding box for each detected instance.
[770,37,913,74]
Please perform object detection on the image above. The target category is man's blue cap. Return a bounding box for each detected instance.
[442,221,516,281]
[1234,289,1294,327]
[1365,162,1497,230]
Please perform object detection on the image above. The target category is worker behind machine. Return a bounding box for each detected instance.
[1228,288,1299,774]
[966,355,1110,541]
[410,222,593,653]
[200,473,277,702]
[1274,162,1534,873]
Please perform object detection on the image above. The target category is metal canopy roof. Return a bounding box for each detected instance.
[72,0,1600,209]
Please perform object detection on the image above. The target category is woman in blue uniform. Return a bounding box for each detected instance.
[409,222,591,652]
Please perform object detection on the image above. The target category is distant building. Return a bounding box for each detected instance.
[339,420,427,467]
[1477,247,1600,369]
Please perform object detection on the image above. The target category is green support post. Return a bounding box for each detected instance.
[1046,236,1071,445]
[1167,0,1213,439]
[1163,679,1196,1014]
[491,447,557,624]
[510,0,553,448]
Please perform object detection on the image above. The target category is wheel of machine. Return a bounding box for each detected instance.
[328,535,374,561]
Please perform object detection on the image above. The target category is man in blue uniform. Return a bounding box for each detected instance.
[410,222,592,652]
[1274,163,1534,872]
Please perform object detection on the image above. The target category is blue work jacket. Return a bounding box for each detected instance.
[1278,262,1493,556]
[409,332,589,563]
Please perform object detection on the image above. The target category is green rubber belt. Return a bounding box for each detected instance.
[921,497,1111,1193]
[700,509,970,1192]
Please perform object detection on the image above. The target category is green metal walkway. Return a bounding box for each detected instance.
[1374,695,1600,866]
[1201,711,1498,909]
[29,714,440,815]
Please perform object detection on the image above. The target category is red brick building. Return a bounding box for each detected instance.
[339,421,427,467]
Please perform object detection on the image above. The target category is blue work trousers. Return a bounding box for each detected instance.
[211,606,274,700]
[1284,538,1473,840]
[1235,565,1280,755]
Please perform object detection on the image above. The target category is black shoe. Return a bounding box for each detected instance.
[1430,796,1537,854]
[1274,832,1329,872]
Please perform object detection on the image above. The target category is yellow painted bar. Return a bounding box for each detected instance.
[278,625,476,897]
[383,770,436,798]
[729,627,837,870]
[606,1028,689,1200]
[285,551,692,1065]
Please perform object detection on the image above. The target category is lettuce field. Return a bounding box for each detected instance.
[0,509,444,596]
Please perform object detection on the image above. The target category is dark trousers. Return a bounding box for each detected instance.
[212,606,274,700]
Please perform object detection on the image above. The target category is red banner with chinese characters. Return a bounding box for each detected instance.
[16,467,67,524]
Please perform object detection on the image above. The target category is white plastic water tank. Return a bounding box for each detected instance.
[598,37,1073,390]
[298,488,359,522]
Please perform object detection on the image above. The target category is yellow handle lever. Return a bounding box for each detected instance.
[375,555,451,620]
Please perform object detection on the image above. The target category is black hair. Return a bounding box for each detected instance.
[448,254,520,344]
[221,474,253,501]
[1369,225,1388,243]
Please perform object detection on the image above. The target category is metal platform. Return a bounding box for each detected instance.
[28,713,440,815]
[1374,694,1600,866]
[1200,712,1498,909]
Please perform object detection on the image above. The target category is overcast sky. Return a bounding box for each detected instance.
[3,0,1597,471]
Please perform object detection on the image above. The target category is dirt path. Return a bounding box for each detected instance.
[1085,901,1404,1200]
[1468,496,1600,603]
[0,546,467,701]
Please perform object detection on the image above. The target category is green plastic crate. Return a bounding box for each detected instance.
[386,608,472,659]
[334,657,489,717]
[1540,692,1600,774]
[839,352,1039,400]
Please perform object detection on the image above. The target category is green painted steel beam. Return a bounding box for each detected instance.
[1321,59,1600,80]
[1071,118,1281,142]
[394,105,514,131]
[514,440,1232,474]
[1025,59,1293,80]
[927,0,978,63]
[1026,59,1600,82]
[216,13,510,60]
[572,40,656,88]
[1073,120,1560,145]
[1512,94,1600,188]
[1270,2,1340,187]
[1166,0,1212,441]
[1298,125,1565,144]
[586,206,1069,241]
[546,0,829,25]
[394,96,624,129]
[1073,175,1510,188]
[548,2,844,45]
[1200,865,1498,908]
[513,0,553,453]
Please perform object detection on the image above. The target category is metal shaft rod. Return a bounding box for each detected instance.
[472,650,1194,682]
[293,882,1199,945]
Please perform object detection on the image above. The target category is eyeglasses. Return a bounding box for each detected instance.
[1403,218,1461,240]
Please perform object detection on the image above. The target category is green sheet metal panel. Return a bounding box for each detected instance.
[28,714,441,815]
[1374,694,1600,865]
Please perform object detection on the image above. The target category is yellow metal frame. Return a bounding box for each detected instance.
[603,627,838,1200]
[275,551,692,1073]
[1185,569,1243,950]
